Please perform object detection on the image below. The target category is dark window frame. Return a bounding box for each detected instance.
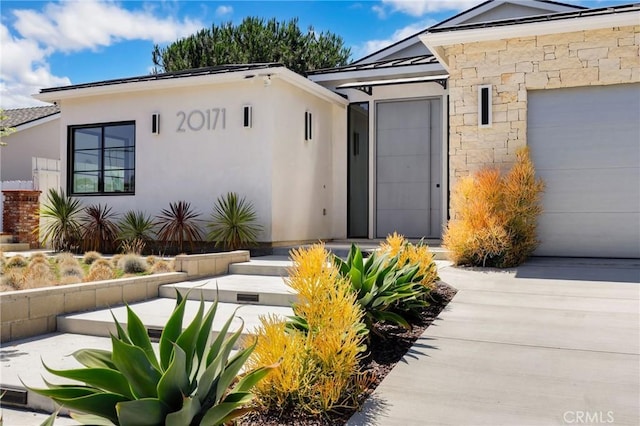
[67,121,136,196]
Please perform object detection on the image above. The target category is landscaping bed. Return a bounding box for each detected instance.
[239,280,457,425]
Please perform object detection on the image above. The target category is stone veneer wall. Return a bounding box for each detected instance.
[2,190,41,248]
[444,25,639,193]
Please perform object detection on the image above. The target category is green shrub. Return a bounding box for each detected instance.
[83,251,102,265]
[117,254,148,274]
[443,147,544,267]
[117,210,156,254]
[247,244,367,414]
[31,293,273,425]
[39,188,83,252]
[206,192,262,251]
[6,254,28,268]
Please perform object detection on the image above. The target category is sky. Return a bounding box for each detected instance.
[0,0,627,108]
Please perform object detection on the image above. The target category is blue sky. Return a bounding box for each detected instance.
[0,0,626,108]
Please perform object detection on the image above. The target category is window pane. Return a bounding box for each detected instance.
[104,170,125,192]
[73,172,99,193]
[104,124,135,148]
[74,150,100,172]
[104,147,134,170]
[74,128,101,150]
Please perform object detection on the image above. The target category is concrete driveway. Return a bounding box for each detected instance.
[349,258,640,426]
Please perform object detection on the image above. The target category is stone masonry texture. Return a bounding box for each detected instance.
[444,25,640,202]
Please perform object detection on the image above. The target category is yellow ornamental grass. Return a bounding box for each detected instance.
[380,232,439,289]
[443,147,544,267]
[247,244,367,414]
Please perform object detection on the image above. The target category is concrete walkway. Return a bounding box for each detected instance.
[348,258,640,426]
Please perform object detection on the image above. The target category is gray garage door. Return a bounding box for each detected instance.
[528,84,640,258]
[376,99,442,238]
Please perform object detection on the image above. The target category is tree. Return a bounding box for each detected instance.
[152,17,350,75]
[0,109,16,146]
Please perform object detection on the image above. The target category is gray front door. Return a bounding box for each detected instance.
[376,99,441,238]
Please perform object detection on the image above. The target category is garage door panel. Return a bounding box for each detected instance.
[530,128,640,170]
[527,85,640,126]
[377,155,430,183]
[377,183,429,210]
[528,83,640,258]
[537,213,640,258]
[540,169,640,213]
[377,128,430,156]
[377,209,429,239]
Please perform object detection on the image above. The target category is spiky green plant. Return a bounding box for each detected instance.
[29,293,275,425]
[333,244,429,332]
[39,188,83,252]
[81,204,119,253]
[206,192,262,251]
[117,210,156,254]
[156,201,203,254]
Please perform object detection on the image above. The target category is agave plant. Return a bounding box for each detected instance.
[156,201,203,254]
[333,244,429,332]
[29,292,275,425]
[39,188,83,252]
[206,192,262,251]
[81,204,120,253]
[117,210,156,254]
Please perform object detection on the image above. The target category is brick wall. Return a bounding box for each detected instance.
[2,190,41,248]
[444,25,640,191]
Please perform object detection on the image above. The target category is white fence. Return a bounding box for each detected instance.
[0,157,60,237]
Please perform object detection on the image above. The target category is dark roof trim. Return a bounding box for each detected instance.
[427,3,638,33]
[309,54,438,75]
[39,63,283,94]
[431,0,585,28]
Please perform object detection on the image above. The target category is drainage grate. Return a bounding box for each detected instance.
[237,293,259,303]
[0,385,28,407]
[147,327,163,342]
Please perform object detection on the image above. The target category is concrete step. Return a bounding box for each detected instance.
[229,257,292,276]
[0,242,31,252]
[161,274,296,307]
[57,298,292,347]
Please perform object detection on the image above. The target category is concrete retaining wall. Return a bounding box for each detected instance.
[0,250,250,342]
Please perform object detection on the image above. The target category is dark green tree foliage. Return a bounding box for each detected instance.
[152,17,350,75]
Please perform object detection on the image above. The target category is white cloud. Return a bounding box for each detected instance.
[1,0,203,108]
[215,5,233,18]
[372,4,387,19]
[354,19,437,58]
[379,0,478,17]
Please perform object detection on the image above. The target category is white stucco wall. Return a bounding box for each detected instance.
[54,74,347,243]
[1,118,60,181]
[269,79,347,242]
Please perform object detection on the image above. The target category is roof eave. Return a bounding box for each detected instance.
[13,112,60,132]
[33,67,348,107]
[420,10,640,68]
[309,62,445,84]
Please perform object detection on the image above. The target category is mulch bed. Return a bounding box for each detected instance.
[239,281,458,425]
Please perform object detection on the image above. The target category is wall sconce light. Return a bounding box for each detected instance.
[263,75,271,87]
[243,105,253,128]
[151,113,160,134]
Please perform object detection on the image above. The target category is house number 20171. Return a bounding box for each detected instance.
[176,108,226,132]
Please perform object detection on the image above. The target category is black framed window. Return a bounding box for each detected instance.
[69,122,135,195]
